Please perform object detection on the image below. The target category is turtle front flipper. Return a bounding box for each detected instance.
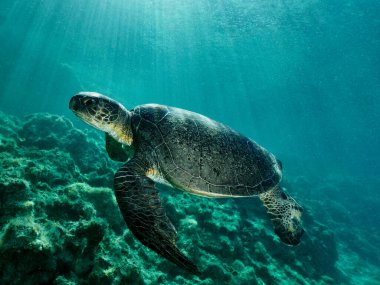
[105,133,132,161]
[259,186,304,245]
[114,158,199,274]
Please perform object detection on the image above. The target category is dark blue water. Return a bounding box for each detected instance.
[1,1,379,284]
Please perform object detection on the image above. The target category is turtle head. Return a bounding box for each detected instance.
[69,92,133,145]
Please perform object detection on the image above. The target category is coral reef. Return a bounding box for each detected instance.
[1,111,378,284]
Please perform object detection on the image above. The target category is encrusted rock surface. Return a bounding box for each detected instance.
[1,111,376,284]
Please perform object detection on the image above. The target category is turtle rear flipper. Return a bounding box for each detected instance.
[259,186,304,245]
[114,158,200,274]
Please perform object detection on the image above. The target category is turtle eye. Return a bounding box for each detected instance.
[83,98,95,106]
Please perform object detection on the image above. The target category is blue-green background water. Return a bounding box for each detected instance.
[1,0,379,178]
[1,0,379,284]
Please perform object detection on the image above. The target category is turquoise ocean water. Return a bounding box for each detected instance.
[0,1,379,284]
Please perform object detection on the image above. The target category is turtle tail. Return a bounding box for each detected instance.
[259,186,304,245]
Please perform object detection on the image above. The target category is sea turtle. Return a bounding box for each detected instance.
[69,92,304,274]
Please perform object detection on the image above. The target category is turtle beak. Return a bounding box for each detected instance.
[69,96,80,111]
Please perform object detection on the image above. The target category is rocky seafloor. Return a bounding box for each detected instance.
[0,111,379,285]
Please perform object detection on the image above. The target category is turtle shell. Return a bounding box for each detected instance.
[130,104,282,197]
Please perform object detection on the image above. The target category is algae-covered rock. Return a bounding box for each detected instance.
[1,111,377,284]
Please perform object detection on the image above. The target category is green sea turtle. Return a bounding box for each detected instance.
[69,92,304,273]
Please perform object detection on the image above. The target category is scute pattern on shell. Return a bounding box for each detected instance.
[130,104,281,197]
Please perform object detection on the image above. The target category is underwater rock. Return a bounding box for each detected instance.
[0,111,362,284]
[16,112,115,187]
